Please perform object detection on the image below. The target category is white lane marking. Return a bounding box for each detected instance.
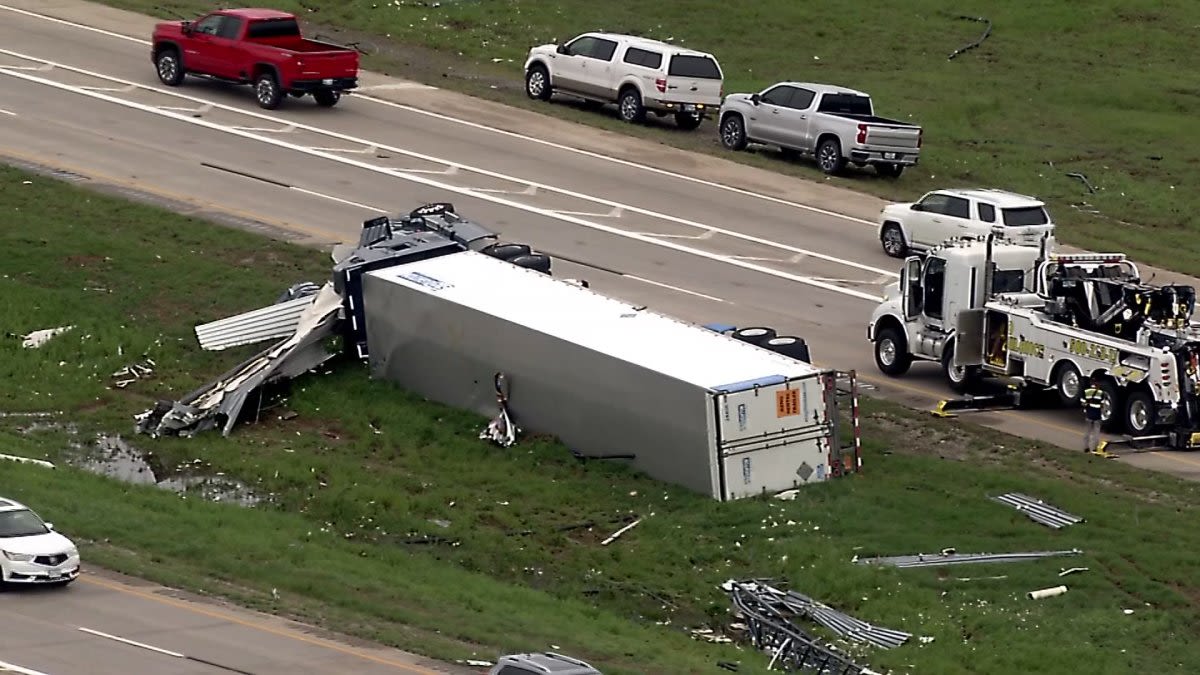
[289,186,387,212]
[0,2,884,229]
[0,108,15,116]
[0,660,55,675]
[78,627,185,658]
[0,58,883,303]
[0,48,896,280]
[625,275,727,303]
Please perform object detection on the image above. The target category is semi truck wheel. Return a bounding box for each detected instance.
[873,326,912,376]
[941,340,980,393]
[1097,379,1122,432]
[1053,362,1083,407]
[1122,389,1155,434]
[732,327,776,346]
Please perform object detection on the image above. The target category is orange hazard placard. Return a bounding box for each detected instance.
[776,389,801,418]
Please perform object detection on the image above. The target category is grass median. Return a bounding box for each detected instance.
[3,162,1200,674]
[98,0,1200,276]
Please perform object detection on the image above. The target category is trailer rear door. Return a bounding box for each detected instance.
[713,373,835,500]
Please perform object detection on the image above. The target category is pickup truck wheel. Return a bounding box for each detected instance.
[942,340,980,393]
[816,138,846,175]
[254,73,283,110]
[618,88,646,124]
[155,49,185,87]
[880,223,908,258]
[719,114,748,151]
[874,326,912,376]
[525,65,552,101]
[877,163,905,178]
[674,111,702,131]
[314,89,341,107]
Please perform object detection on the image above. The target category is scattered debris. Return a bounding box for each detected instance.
[463,660,493,668]
[722,580,874,674]
[952,575,1009,582]
[0,453,55,469]
[991,492,1084,529]
[1059,567,1089,577]
[774,489,800,501]
[21,325,73,348]
[947,15,992,61]
[690,628,734,644]
[600,517,642,546]
[723,580,910,650]
[856,549,1083,568]
[111,358,156,388]
[1066,171,1097,194]
[479,371,518,447]
[1028,585,1069,600]
[195,289,323,352]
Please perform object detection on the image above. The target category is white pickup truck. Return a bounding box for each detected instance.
[718,82,922,177]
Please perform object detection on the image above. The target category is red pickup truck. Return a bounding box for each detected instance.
[151,8,359,110]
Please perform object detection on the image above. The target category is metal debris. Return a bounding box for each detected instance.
[0,453,55,469]
[856,549,1083,568]
[194,291,321,352]
[21,325,73,348]
[1066,172,1097,193]
[112,358,156,388]
[600,517,642,546]
[947,15,992,60]
[722,580,876,674]
[1059,567,1089,577]
[991,492,1083,529]
[724,581,910,650]
[479,372,518,447]
[1028,585,1069,600]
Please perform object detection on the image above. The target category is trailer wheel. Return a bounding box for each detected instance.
[941,340,980,393]
[1053,362,1083,407]
[1097,378,1122,432]
[508,253,552,274]
[764,336,811,363]
[874,326,912,376]
[480,242,532,261]
[732,326,776,346]
[1122,389,1155,435]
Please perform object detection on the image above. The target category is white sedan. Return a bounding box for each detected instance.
[0,497,80,586]
[878,188,1056,257]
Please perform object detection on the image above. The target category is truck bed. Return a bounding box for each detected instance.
[248,35,354,54]
[824,111,919,129]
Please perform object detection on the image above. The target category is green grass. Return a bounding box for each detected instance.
[4,163,1200,674]
[101,0,1200,276]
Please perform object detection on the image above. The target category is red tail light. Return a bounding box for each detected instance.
[917,128,923,148]
[855,123,867,144]
[655,77,667,93]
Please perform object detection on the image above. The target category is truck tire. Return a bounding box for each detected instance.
[1053,362,1083,407]
[732,326,776,346]
[719,114,748,151]
[155,48,185,87]
[1122,388,1155,435]
[816,138,846,175]
[314,89,341,108]
[876,163,905,178]
[880,222,908,258]
[1096,378,1122,432]
[765,336,811,363]
[941,340,980,393]
[618,88,646,124]
[874,326,912,376]
[480,242,532,261]
[525,64,552,101]
[508,253,552,274]
[674,111,702,131]
[255,72,283,110]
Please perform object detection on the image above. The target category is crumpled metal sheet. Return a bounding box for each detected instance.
[135,283,343,438]
[194,292,318,352]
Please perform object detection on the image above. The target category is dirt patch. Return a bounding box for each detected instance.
[64,254,106,267]
[865,410,977,462]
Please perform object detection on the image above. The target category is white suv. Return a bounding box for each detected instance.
[524,32,724,130]
[878,188,1056,257]
[0,497,80,586]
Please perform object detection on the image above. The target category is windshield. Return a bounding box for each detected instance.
[0,509,49,538]
[1003,206,1050,227]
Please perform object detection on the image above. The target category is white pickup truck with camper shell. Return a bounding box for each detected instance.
[524,32,724,130]
[877,188,1057,258]
[868,234,1200,440]
[718,82,922,177]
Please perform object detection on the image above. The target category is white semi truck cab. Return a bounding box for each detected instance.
[867,234,1200,438]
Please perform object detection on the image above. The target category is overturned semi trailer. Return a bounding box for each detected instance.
[361,250,856,501]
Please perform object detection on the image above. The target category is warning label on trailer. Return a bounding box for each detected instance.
[776,389,801,418]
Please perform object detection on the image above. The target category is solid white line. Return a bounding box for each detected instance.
[625,275,727,303]
[0,660,54,675]
[288,186,387,212]
[77,627,185,658]
[0,108,15,116]
[0,36,893,279]
[0,2,882,229]
[0,55,883,303]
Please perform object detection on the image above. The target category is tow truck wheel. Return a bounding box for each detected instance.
[874,326,912,376]
[1053,362,1083,407]
[155,49,185,87]
[254,72,283,110]
[942,340,980,393]
[314,89,341,108]
[1122,389,1155,435]
[1097,379,1122,432]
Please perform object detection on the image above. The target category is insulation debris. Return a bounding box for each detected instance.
[600,517,642,546]
[991,492,1083,529]
[479,372,518,447]
[0,453,55,469]
[856,548,1083,568]
[21,325,73,348]
[111,358,156,389]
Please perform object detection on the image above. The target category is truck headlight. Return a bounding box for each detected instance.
[2,550,36,562]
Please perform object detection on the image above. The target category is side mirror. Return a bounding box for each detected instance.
[556,44,568,55]
[750,92,761,105]
[910,203,924,211]
[181,21,193,35]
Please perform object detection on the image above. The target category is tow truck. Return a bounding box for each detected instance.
[867,233,1200,450]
